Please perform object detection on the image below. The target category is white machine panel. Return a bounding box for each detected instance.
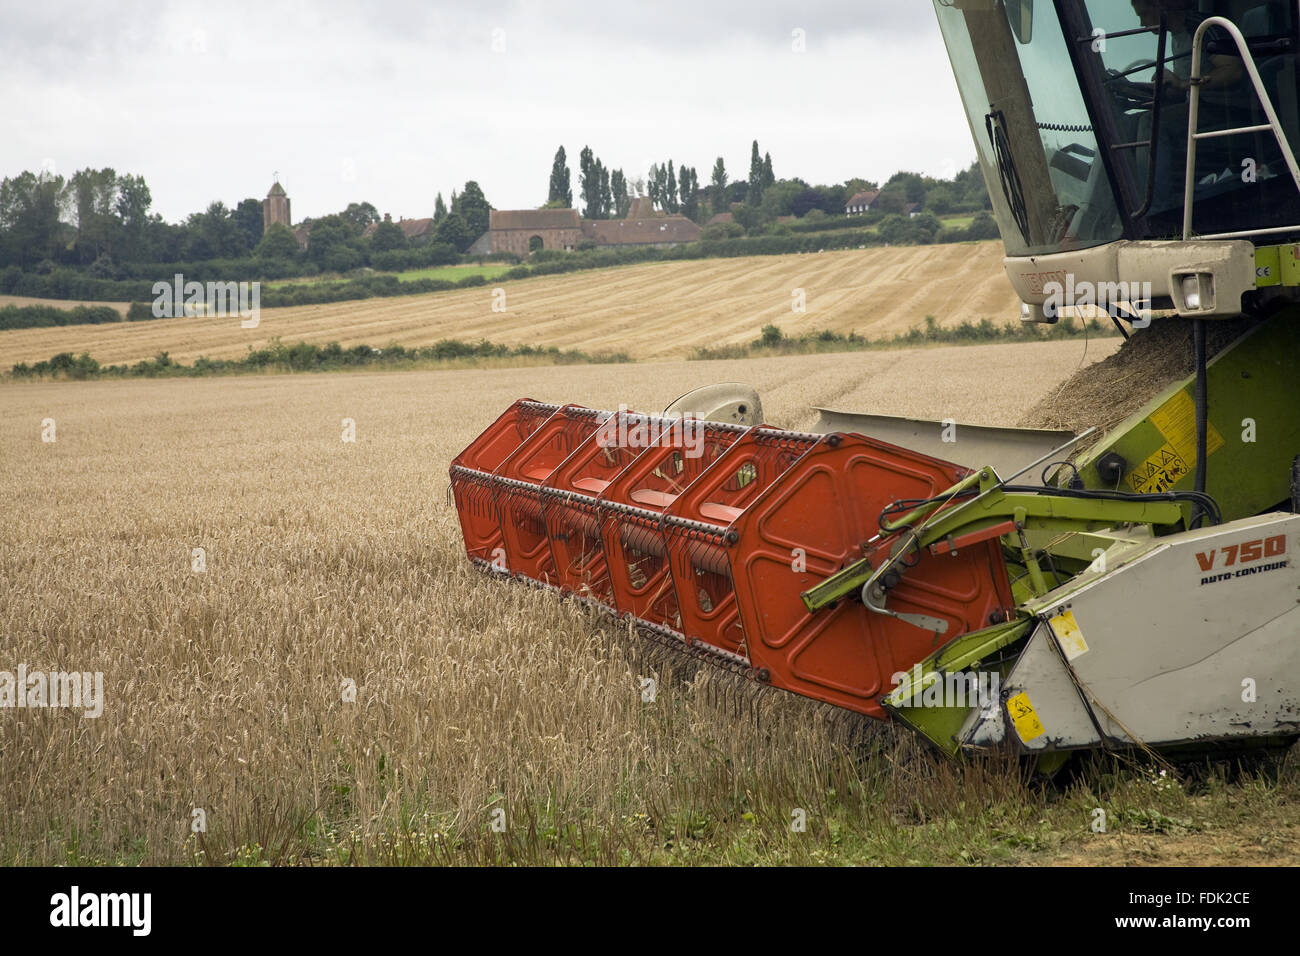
[968,513,1300,751]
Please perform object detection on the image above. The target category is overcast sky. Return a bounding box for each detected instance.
[1,0,977,223]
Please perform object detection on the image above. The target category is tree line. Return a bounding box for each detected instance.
[0,168,269,271]
[543,140,990,226]
[295,180,494,271]
[0,148,992,278]
[0,167,499,276]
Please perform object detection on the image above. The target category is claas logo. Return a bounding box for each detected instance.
[1196,535,1286,572]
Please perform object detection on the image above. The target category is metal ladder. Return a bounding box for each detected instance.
[1183,15,1300,241]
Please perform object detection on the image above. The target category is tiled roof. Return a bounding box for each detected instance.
[626,197,655,219]
[490,208,581,231]
[399,217,434,239]
[581,215,701,245]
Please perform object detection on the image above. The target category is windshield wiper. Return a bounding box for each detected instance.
[986,108,1032,244]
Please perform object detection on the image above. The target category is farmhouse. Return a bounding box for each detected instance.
[845,190,880,215]
[481,206,702,253]
[486,208,583,255]
[362,215,435,241]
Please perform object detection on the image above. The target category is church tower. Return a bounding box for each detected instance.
[263,181,291,230]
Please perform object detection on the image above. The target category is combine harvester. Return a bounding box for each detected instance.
[452,0,1300,771]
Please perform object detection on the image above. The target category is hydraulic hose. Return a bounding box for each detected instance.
[1194,318,1209,520]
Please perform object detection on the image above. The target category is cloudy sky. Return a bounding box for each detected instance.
[1,0,977,223]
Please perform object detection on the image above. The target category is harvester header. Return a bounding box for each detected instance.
[451,400,1017,719]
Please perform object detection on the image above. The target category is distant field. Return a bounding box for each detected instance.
[266,262,512,289]
[0,241,1021,370]
[836,214,975,236]
[0,295,129,314]
[394,263,513,283]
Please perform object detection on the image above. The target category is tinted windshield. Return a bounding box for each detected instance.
[934,0,1125,256]
[934,0,1300,251]
[1076,0,1300,239]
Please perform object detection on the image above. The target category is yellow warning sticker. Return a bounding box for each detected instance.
[1007,691,1046,743]
[1049,609,1089,660]
[1124,390,1225,493]
[1127,443,1190,494]
[1149,390,1224,463]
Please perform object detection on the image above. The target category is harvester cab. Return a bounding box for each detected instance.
[938,0,1300,321]
[449,0,1300,770]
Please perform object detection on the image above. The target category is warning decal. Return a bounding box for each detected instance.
[1127,443,1190,494]
[1150,390,1224,462]
[1007,691,1046,743]
[1124,390,1223,493]
[1048,609,1089,661]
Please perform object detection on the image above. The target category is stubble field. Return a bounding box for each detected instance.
[2,343,1297,865]
[0,242,1020,371]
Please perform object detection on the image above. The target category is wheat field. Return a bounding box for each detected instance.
[3,344,1297,866]
[0,243,1020,371]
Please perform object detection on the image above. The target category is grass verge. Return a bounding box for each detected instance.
[691,315,1122,360]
